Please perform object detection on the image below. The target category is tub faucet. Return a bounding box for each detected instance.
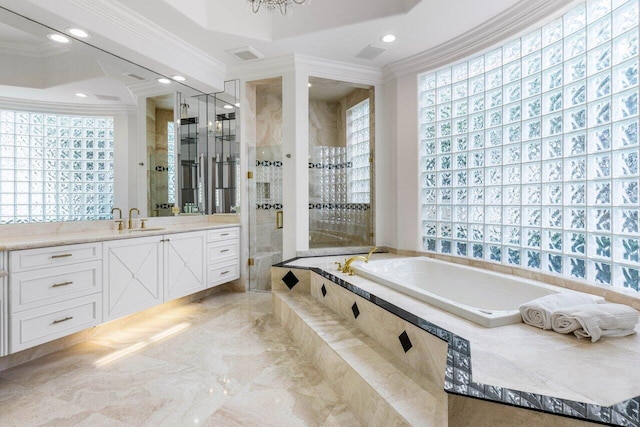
[341,247,378,276]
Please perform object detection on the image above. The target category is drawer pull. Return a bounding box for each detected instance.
[52,316,73,325]
[221,270,230,275]
[220,249,230,253]
[220,233,230,237]
[51,253,73,259]
[52,281,73,288]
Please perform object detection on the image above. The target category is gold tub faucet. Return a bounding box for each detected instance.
[341,247,378,275]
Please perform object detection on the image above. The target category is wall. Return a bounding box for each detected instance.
[309,99,339,147]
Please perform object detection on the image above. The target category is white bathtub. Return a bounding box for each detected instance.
[354,257,570,328]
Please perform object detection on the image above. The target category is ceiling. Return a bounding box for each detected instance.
[108,0,524,68]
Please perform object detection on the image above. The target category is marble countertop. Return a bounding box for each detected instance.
[0,222,240,251]
[284,254,640,408]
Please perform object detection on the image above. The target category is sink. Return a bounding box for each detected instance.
[127,227,166,233]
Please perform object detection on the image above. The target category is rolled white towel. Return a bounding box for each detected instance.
[551,303,639,343]
[519,292,605,329]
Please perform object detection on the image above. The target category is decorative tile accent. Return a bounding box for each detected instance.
[398,331,413,353]
[321,284,327,297]
[351,302,360,319]
[281,270,299,290]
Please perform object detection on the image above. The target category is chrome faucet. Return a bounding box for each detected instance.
[339,247,378,276]
[128,208,140,230]
[111,207,124,230]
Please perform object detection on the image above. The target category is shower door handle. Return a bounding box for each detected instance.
[276,210,283,229]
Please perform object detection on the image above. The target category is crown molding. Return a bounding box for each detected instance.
[0,41,68,58]
[294,54,384,86]
[228,53,384,86]
[0,96,134,115]
[62,0,226,91]
[384,0,575,80]
[227,55,296,81]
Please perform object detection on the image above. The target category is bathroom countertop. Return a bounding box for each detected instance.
[283,254,640,410]
[0,223,240,251]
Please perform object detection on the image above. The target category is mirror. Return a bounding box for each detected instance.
[0,6,213,224]
[308,76,375,248]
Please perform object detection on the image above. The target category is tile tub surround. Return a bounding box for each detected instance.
[0,291,360,426]
[273,255,640,426]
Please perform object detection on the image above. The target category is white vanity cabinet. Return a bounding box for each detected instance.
[8,243,103,353]
[103,230,208,322]
[163,231,206,301]
[103,235,164,322]
[207,227,240,287]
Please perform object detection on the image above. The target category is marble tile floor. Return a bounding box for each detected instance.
[0,291,360,427]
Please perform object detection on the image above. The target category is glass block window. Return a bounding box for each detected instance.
[0,110,115,224]
[167,122,176,205]
[419,0,640,291]
[347,99,370,203]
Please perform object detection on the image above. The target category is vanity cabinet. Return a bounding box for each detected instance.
[164,231,206,301]
[2,226,239,355]
[103,230,208,322]
[207,227,240,287]
[8,243,103,353]
[103,236,164,322]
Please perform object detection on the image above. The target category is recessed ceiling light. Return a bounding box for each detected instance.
[172,75,186,82]
[67,28,89,38]
[223,104,234,109]
[157,78,171,84]
[381,34,396,43]
[308,83,313,88]
[47,33,70,44]
[75,93,88,98]
[234,102,241,108]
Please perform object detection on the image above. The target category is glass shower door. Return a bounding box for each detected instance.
[248,145,283,291]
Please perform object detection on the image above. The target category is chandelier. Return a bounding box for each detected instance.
[248,0,309,16]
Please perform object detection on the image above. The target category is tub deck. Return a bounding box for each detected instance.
[285,253,640,407]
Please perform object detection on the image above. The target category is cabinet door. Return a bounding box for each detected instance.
[164,231,206,301]
[103,236,163,322]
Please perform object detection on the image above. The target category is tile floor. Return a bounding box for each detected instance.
[0,291,360,427]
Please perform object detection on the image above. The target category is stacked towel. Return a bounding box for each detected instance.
[519,293,605,329]
[551,303,639,342]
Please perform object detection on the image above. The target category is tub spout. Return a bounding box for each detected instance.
[342,255,369,276]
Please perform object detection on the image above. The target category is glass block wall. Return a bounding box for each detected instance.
[419,0,639,290]
[347,99,371,204]
[0,110,114,224]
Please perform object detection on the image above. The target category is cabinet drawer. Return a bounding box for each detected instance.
[10,294,102,353]
[10,261,102,313]
[207,240,239,264]
[10,243,102,273]
[207,227,239,243]
[207,260,239,287]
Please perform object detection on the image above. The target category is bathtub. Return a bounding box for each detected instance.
[354,257,570,328]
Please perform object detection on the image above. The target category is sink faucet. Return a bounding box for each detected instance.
[128,208,140,230]
[111,207,124,230]
[339,247,378,276]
